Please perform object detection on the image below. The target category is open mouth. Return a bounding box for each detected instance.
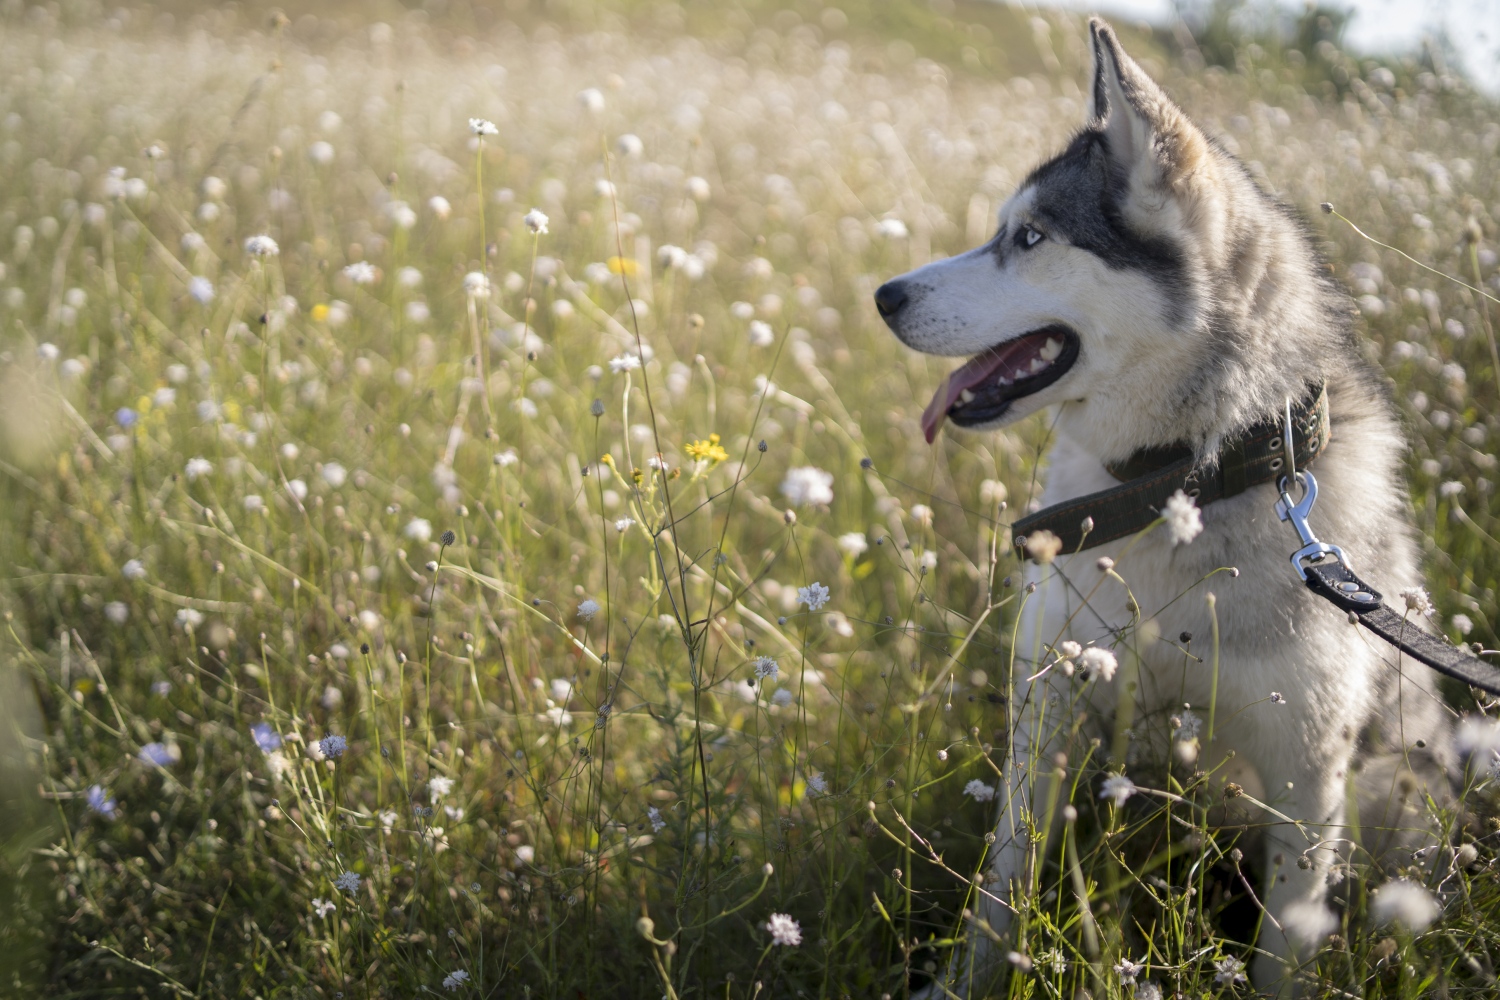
[920,326,1080,442]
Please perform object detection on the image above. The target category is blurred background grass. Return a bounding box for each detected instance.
[0,0,1496,997]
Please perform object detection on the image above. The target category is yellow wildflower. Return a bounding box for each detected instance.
[685,433,728,465]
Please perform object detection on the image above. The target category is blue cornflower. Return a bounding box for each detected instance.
[86,784,118,819]
[138,742,174,767]
[250,722,281,753]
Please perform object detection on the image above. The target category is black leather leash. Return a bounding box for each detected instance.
[1271,453,1500,695]
[1301,560,1500,693]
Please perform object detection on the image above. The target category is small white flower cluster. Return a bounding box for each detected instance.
[780,466,833,506]
[963,779,995,802]
[1400,586,1434,617]
[1100,774,1137,807]
[797,582,830,612]
[523,208,549,234]
[1162,489,1203,545]
[764,912,802,946]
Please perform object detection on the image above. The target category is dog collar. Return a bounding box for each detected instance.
[1011,383,1330,555]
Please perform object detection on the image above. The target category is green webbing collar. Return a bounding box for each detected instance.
[1011,383,1330,556]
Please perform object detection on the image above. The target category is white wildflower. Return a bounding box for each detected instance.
[175,607,204,630]
[307,140,335,166]
[616,133,644,157]
[104,601,129,624]
[1079,646,1118,682]
[837,532,869,558]
[1371,879,1440,931]
[765,913,801,946]
[333,870,360,894]
[312,898,336,919]
[578,599,601,621]
[1400,587,1434,617]
[1113,958,1143,984]
[1162,489,1203,545]
[753,656,778,682]
[647,806,666,832]
[577,88,605,113]
[685,175,711,201]
[614,517,635,532]
[468,118,498,136]
[877,218,908,239]
[748,320,774,347]
[428,775,454,803]
[463,271,491,300]
[404,518,433,542]
[609,353,641,374]
[1173,710,1202,742]
[442,969,470,990]
[780,466,834,506]
[804,771,828,797]
[963,779,995,802]
[1282,900,1339,947]
[184,456,213,481]
[244,234,279,257]
[1452,613,1474,637]
[321,463,347,488]
[343,261,377,285]
[122,559,146,580]
[1100,774,1137,807]
[428,195,452,219]
[523,208,549,234]
[188,276,214,303]
[797,582,830,612]
[1212,957,1247,986]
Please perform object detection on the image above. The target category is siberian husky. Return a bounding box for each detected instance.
[875,18,1454,996]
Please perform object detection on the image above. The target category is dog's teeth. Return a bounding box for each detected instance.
[1030,357,1047,373]
[959,389,975,404]
[1040,337,1061,361]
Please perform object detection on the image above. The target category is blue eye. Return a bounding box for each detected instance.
[1019,225,1045,248]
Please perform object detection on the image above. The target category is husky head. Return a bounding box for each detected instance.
[877,18,1350,461]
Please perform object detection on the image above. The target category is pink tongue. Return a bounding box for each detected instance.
[921,336,1041,443]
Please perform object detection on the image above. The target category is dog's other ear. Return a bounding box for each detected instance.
[1087,18,1206,189]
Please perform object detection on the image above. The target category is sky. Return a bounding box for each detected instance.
[1031,0,1500,93]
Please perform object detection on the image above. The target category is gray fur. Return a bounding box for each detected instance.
[879,18,1456,997]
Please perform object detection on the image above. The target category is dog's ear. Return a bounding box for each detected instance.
[1087,18,1206,189]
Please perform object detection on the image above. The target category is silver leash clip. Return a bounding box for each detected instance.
[1275,471,1350,580]
[1273,398,1350,580]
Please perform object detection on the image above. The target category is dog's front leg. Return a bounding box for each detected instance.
[934,668,1085,997]
[1243,727,1359,996]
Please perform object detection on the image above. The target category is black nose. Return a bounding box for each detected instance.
[874,280,908,319]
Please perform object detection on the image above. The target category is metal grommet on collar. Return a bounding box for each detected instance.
[1269,457,1284,472]
[1187,487,1201,498]
[1269,437,1283,452]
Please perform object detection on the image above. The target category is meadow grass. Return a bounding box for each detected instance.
[0,2,1498,997]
